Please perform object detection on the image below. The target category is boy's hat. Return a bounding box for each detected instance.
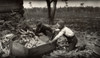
[36,20,42,26]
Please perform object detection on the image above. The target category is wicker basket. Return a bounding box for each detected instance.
[11,42,28,56]
[10,42,56,57]
[29,43,56,57]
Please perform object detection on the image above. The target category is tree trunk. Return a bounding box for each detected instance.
[46,0,57,25]
[51,0,57,24]
[46,0,51,24]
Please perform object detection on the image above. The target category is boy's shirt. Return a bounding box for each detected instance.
[53,26,74,42]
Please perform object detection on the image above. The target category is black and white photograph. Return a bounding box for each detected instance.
[0,0,100,58]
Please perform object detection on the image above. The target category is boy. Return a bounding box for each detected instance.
[50,20,78,51]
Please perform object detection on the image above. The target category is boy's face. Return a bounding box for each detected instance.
[52,23,61,32]
[55,23,64,29]
[55,23,60,29]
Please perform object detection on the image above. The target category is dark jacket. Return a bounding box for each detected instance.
[35,23,53,40]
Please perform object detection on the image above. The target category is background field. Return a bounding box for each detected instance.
[24,7,100,34]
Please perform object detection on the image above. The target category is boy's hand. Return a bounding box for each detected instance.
[48,40,54,44]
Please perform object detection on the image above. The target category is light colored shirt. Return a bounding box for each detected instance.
[52,26,74,42]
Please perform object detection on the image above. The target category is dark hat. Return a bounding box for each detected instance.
[36,20,42,26]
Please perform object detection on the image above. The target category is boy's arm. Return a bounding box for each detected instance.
[51,28,65,43]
